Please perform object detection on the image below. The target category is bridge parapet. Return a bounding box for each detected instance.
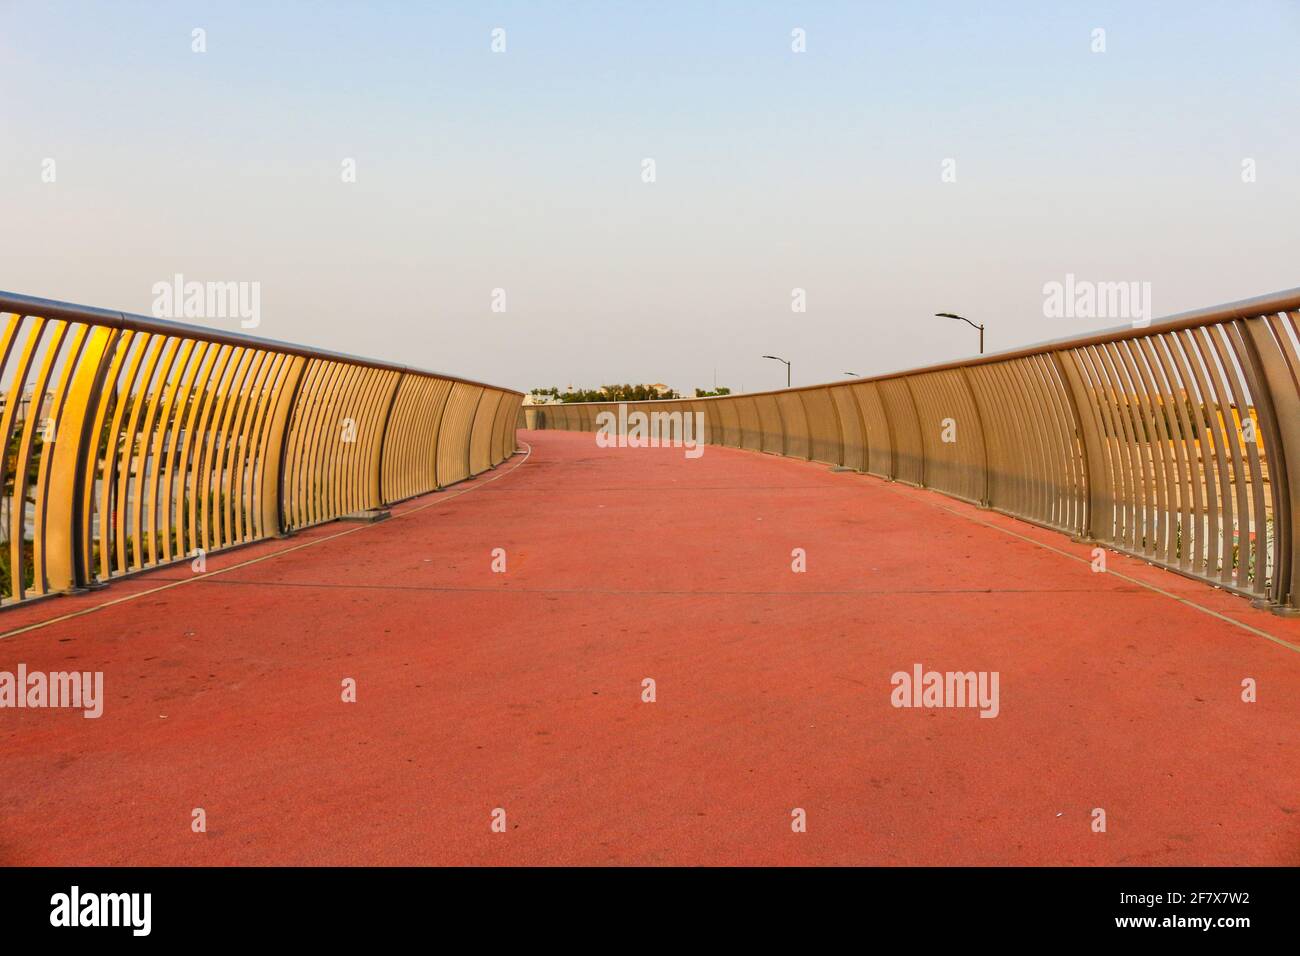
[0,291,521,605]
[529,287,1300,612]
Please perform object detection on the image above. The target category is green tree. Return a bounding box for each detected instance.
[531,383,681,403]
[0,425,46,597]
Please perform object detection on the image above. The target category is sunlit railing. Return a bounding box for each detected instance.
[526,287,1300,613]
[0,291,522,605]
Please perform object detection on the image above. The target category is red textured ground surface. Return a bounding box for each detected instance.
[2,429,1299,866]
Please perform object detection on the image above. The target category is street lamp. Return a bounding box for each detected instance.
[934,313,984,354]
[762,355,791,388]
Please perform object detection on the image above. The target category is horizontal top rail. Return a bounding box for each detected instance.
[534,285,1300,405]
[0,290,524,396]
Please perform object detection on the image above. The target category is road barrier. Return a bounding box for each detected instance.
[526,287,1300,612]
[0,291,522,605]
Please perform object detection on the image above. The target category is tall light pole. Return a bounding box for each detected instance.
[935,313,984,354]
[762,355,791,388]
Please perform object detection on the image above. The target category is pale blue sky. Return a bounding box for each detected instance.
[2,1,1297,392]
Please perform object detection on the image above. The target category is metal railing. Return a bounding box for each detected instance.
[0,291,522,605]
[525,286,1300,612]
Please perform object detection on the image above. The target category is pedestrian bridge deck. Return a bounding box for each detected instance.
[2,430,1298,865]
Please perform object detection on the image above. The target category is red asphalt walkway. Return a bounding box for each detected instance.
[2,429,1299,865]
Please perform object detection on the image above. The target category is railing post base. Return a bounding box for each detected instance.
[341,509,391,524]
[61,581,107,596]
[1267,603,1300,618]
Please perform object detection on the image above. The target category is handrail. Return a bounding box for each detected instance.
[0,291,523,396]
[0,290,522,605]
[529,286,1300,404]
[527,285,1300,613]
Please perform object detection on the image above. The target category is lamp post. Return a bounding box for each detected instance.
[934,313,984,354]
[762,355,791,388]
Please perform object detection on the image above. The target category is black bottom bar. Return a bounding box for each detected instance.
[0,866,1287,943]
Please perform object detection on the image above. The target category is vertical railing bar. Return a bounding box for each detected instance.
[1231,317,1289,603]
[66,327,123,589]
[31,325,91,594]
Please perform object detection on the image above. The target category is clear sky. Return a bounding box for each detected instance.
[2,1,1297,393]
